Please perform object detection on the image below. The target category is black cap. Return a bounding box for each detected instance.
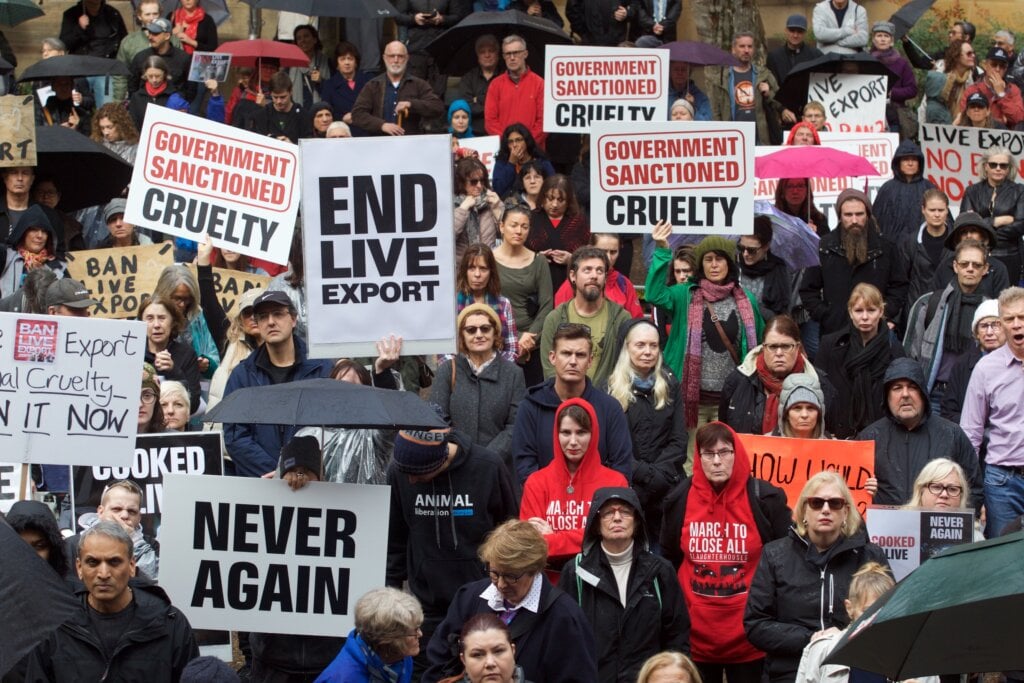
[252,290,293,311]
[966,91,989,108]
[45,278,99,309]
[986,47,1010,64]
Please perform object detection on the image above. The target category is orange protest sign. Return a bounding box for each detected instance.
[738,434,875,515]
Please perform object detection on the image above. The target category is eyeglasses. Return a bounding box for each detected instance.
[502,49,526,58]
[140,389,157,404]
[925,483,963,497]
[764,342,798,354]
[463,324,494,335]
[964,50,976,57]
[977,321,1001,331]
[987,162,1011,170]
[737,245,762,255]
[486,569,526,584]
[699,448,735,461]
[956,260,985,270]
[599,505,635,519]
[255,308,291,322]
[806,496,847,511]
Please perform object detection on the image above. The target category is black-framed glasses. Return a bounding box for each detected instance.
[486,568,526,584]
[807,497,847,511]
[140,389,157,404]
[463,324,494,335]
[925,483,963,497]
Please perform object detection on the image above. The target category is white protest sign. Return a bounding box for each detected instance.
[0,313,146,466]
[866,506,975,581]
[124,106,299,266]
[808,72,888,133]
[159,473,390,636]
[591,120,755,234]
[300,135,457,357]
[544,45,668,134]
[0,462,30,513]
[921,123,1024,211]
[457,135,500,181]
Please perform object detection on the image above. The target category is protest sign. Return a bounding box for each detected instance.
[159,473,390,636]
[0,95,37,167]
[0,462,30,514]
[866,506,975,580]
[544,45,668,134]
[921,123,1024,211]
[456,135,500,181]
[65,243,175,318]
[72,431,223,538]
[124,106,299,266]
[738,434,875,514]
[808,72,888,133]
[591,121,755,234]
[187,265,269,316]
[188,52,231,82]
[300,135,457,357]
[0,312,146,466]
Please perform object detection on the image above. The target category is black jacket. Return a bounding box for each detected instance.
[633,0,682,42]
[940,344,982,423]
[566,0,633,46]
[738,252,792,318]
[557,488,690,683]
[959,181,1024,253]
[872,141,937,243]
[766,43,823,84]
[144,337,201,414]
[24,584,198,682]
[744,529,889,683]
[59,0,127,58]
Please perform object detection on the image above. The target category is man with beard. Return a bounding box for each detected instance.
[540,245,632,386]
[737,217,791,318]
[351,40,445,136]
[800,189,909,336]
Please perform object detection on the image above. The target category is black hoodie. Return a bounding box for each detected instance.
[872,140,938,243]
[6,499,69,578]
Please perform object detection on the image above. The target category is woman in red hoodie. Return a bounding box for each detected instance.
[659,422,792,683]
[520,397,627,577]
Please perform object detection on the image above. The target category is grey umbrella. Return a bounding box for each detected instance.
[0,0,43,27]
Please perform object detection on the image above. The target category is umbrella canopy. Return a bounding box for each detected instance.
[215,39,309,68]
[658,40,741,67]
[424,9,571,75]
[203,378,449,430]
[0,56,12,74]
[164,0,230,26]
[755,146,881,180]
[35,126,133,213]
[754,200,820,269]
[17,55,130,82]
[889,0,935,40]
[776,52,898,113]
[0,0,43,26]
[825,531,1024,678]
[239,0,396,18]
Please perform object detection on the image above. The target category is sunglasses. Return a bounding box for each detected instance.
[987,162,1011,170]
[463,324,494,335]
[467,177,485,186]
[806,496,847,511]
[737,245,762,255]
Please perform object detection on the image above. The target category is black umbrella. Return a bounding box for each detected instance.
[776,52,898,114]
[0,519,80,677]
[203,378,448,430]
[0,56,12,74]
[0,0,44,27]
[424,9,572,75]
[17,55,130,82]
[658,40,741,67]
[239,0,396,19]
[35,126,132,213]
[889,0,935,40]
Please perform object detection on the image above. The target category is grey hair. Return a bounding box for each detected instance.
[80,520,134,557]
[502,34,526,49]
[355,588,423,662]
[42,37,66,52]
[153,263,201,320]
[994,30,1015,47]
[978,146,1018,182]
[326,121,351,137]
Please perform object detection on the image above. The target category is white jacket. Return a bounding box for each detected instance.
[812,0,868,54]
[796,627,941,683]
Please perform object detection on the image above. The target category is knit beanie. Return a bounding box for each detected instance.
[392,429,450,474]
[457,303,501,332]
[835,189,872,222]
[141,363,160,394]
[972,298,1000,333]
[279,435,321,476]
[180,656,241,683]
[692,235,737,268]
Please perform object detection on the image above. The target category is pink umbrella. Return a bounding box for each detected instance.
[755,146,881,179]
[215,39,309,68]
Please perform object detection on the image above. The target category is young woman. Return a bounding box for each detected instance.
[637,652,703,683]
[90,102,139,164]
[139,296,202,415]
[454,157,502,265]
[492,124,555,198]
[210,247,269,276]
[652,245,696,347]
[527,174,590,292]
[439,614,530,683]
[138,363,166,434]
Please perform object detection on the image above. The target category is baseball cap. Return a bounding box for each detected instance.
[986,46,1010,64]
[252,290,293,311]
[966,91,989,108]
[45,278,99,309]
[786,14,808,30]
[145,18,172,34]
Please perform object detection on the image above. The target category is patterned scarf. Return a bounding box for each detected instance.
[172,5,206,54]
[756,352,805,434]
[683,278,758,427]
[18,247,52,271]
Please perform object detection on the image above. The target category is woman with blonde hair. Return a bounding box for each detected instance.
[159,380,191,431]
[959,146,1024,281]
[637,651,703,683]
[906,458,971,510]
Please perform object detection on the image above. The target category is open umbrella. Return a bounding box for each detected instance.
[755,146,881,180]
[215,39,309,68]
[776,52,898,113]
[35,126,132,212]
[658,40,741,67]
[0,0,43,26]
[203,378,448,430]
[239,0,395,18]
[754,200,820,269]
[825,531,1024,678]
[889,0,935,40]
[424,9,571,75]
[17,55,130,82]
[0,57,12,74]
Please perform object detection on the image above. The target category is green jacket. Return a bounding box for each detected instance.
[540,299,632,387]
[644,246,764,378]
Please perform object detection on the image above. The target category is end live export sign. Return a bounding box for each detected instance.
[591,121,755,235]
[544,45,667,134]
[124,105,298,266]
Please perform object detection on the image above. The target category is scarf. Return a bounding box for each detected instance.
[842,322,893,433]
[683,279,758,427]
[757,352,805,434]
[940,69,970,119]
[145,81,168,98]
[18,247,51,271]
[943,289,984,355]
[455,194,487,244]
[172,5,206,54]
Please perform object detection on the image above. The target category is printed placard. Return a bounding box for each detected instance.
[591,120,755,234]
[0,313,146,466]
[188,52,232,83]
[920,124,1024,211]
[124,106,299,265]
[0,95,37,167]
[456,135,500,181]
[0,462,30,513]
[299,135,457,357]
[65,243,175,319]
[544,45,668,134]
[159,473,390,636]
[866,506,975,581]
[808,72,888,133]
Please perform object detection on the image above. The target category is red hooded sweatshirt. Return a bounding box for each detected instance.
[520,397,628,566]
[680,422,765,663]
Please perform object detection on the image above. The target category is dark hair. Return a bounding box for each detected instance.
[511,159,552,198]
[558,403,592,432]
[142,55,169,77]
[695,421,734,452]
[539,174,581,218]
[944,39,969,73]
[333,40,361,67]
[668,246,697,286]
[497,123,545,163]
[8,504,69,578]
[293,24,321,52]
[457,243,502,298]
[211,248,254,272]
[552,322,593,353]
[269,71,292,93]
[455,157,490,194]
[139,295,186,339]
[285,227,304,287]
[570,245,610,274]
[763,313,802,343]
[501,203,532,225]
[751,216,773,247]
[331,358,372,385]
[955,20,976,43]
[458,613,512,653]
[773,177,827,230]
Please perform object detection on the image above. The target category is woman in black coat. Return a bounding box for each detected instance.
[959,146,1024,283]
[139,296,202,414]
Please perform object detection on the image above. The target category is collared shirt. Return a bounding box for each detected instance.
[960,343,1024,466]
[479,572,543,616]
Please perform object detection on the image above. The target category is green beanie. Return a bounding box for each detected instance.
[692,235,737,268]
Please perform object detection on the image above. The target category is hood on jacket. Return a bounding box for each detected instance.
[777,372,826,438]
[785,122,821,145]
[8,205,58,251]
[691,421,752,503]
[891,140,925,182]
[447,98,474,138]
[551,397,603,478]
[6,499,69,578]
[581,486,648,553]
[945,211,998,250]
[882,357,930,420]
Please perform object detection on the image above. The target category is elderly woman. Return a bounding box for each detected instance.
[154,264,222,380]
[671,98,695,121]
[959,146,1024,282]
[314,587,423,682]
[454,157,503,265]
[424,519,598,683]
[661,422,791,683]
[159,380,191,432]
[637,652,703,683]
[139,296,202,415]
[438,614,532,683]
[456,244,519,361]
[745,472,889,683]
[319,41,372,133]
[1,206,66,297]
[430,303,524,465]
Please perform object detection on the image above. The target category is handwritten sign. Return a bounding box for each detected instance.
[187,266,269,316]
[0,95,37,167]
[865,506,975,580]
[739,434,875,514]
[809,73,888,133]
[921,123,1024,211]
[65,243,175,318]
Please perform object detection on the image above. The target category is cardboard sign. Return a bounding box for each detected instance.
[72,431,224,538]
[865,506,975,581]
[0,462,30,514]
[456,135,500,181]
[591,120,755,234]
[0,313,146,466]
[921,124,1024,211]
[0,95,37,167]
[124,106,299,266]
[159,473,390,636]
[188,52,231,83]
[65,243,175,319]
[809,72,888,133]
[738,434,875,514]
[544,45,668,134]
[299,135,457,357]
[186,265,270,317]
